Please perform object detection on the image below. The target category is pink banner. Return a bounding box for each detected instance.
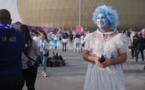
[76,25,82,34]
[142,28,145,37]
[44,28,48,34]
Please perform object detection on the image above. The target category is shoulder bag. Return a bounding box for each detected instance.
[23,50,39,68]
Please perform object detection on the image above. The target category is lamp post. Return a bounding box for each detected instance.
[79,0,82,26]
[76,0,82,34]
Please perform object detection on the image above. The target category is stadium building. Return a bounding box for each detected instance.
[17,0,145,30]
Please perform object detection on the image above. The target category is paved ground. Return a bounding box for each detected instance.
[23,49,145,90]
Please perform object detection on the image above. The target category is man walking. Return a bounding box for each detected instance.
[0,9,25,90]
[136,33,145,62]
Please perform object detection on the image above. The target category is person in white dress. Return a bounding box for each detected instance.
[82,5,128,90]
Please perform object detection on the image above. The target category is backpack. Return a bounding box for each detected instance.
[47,53,66,67]
[62,32,68,39]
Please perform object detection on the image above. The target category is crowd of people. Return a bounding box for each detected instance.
[36,30,87,54]
[0,5,145,90]
[122,31,145,63]
[0,8,88,90]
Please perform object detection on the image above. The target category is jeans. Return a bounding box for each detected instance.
[62,42,67,51]
[52,46,58,53]
[74,42,81,53]
[39,52,48,72]
[136,49,144,61]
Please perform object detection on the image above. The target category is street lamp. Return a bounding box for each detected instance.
[79,0,82,26]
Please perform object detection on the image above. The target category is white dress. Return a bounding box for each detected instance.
[84,31,128,90]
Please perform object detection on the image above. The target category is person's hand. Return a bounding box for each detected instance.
[36,30,42,35]
[94,57,104,68]
[102,58,112,68]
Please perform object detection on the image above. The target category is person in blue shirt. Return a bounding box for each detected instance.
[0,9,25,90]
[37,31,49,77]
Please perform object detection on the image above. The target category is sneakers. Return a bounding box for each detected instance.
[41,71,48,77]
[43,72,47,77]
[41,71,44,75]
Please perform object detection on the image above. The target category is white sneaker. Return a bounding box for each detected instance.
[41,71,44,75]
[43,73,47,77]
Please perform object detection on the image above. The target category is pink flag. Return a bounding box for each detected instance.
[76,25,82,34]
[44,28,48,34]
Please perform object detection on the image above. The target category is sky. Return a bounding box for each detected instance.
[0,0,21,23]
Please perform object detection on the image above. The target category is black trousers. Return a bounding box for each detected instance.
[70,38,73,43]
[22,66,37,90]
[131,47,136,57]
[62,42,67,51]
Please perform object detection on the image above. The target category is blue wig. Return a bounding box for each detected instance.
[92,5,119,29]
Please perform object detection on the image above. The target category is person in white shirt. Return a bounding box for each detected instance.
[38,32,49,77]
[73,34,81,53]
[62,32,68,52]
[32,31,41,47]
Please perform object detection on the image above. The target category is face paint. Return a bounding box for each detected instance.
[97,13,109,29]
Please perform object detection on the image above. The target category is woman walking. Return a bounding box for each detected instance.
[19,25,39,90]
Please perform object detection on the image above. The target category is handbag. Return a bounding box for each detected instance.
[41,42,49,56]
[43,49,49,56]
[23,50,39,68]
[26,60,32,67]
[129,45,132,49]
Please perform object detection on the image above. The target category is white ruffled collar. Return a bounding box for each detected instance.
[0,24,13,29]
[96,29,118,35]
